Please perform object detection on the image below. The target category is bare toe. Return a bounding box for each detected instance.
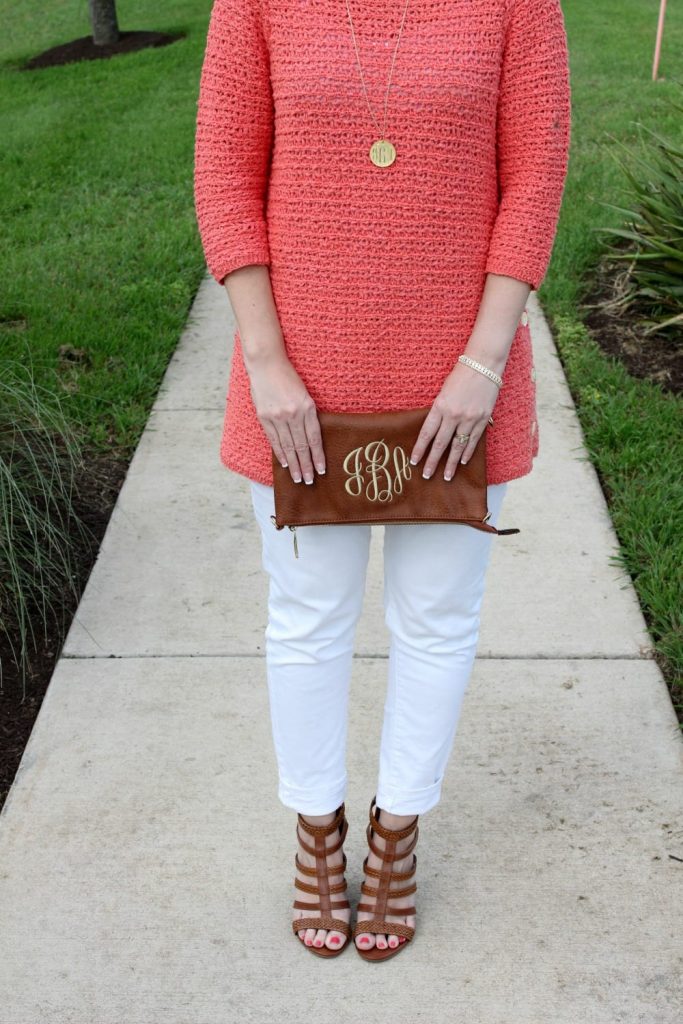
[355,928,375,950]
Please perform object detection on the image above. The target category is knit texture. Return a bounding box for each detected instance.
[194,0,572,486]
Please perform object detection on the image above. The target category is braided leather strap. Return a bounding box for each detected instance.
[352,918,415,940]
[293,915,352,938]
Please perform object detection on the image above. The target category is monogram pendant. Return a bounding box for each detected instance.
[369,139,396,167]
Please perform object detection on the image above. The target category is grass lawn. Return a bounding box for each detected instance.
[1,1,681,709]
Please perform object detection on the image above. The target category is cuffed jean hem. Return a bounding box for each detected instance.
[277,775,348,816]
[375,779,444,817]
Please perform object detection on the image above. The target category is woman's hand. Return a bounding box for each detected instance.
[409,361,501,480]
[247,350,325,484]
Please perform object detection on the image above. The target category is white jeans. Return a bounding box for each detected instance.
[249,479,509,817]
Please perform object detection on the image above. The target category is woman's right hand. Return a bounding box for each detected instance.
[246,351,326,484]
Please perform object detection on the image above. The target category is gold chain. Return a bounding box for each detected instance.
[343,0,412,166]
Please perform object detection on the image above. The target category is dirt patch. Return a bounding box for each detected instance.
[580,257,682,397]
[21,29,183,72]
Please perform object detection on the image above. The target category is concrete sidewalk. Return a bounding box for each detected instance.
[1,278,681,1024]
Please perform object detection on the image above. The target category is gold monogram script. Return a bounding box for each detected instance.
[342,439,412,503]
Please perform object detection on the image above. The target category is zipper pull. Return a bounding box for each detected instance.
[270,514,298,556]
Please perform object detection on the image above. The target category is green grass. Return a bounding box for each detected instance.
[551,317,682,687]
[0,1,681,703]
[0,0,207,452]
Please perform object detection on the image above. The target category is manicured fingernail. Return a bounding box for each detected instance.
[304,475,313,484]
[294,475,301,483]
[281,461,288,468]
[461,458,468,465]
[409,457,417,465]
[316,465,326,474]
[422,470,431,479]
[444,472,452,481]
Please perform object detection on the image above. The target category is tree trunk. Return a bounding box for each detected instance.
[88,0,120,47]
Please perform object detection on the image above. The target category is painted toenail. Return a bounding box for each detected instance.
[360,937,370,944]
[330,936,340,944]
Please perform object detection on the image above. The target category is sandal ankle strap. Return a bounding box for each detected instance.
[297,803,346,838]
[368,795,419,843]
[369,795,419,841]
[297,818,347,858]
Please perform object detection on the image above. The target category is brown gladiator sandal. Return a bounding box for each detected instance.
[291,802,352,957]
[353,794,419,962]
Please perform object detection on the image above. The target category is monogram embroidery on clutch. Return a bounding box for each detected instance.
[343,439,412,503]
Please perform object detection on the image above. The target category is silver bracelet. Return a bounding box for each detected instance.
[457,354,503,389]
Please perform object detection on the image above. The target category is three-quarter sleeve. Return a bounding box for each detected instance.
[484,0,572,291]
[194,0,274,285]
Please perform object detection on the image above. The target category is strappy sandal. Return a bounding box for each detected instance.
[291,802,352,957]
[353,794,419,962]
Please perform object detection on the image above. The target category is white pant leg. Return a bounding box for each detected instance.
[376,482,509,816]
[249,480,372,814]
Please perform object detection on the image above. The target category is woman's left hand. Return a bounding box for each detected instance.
[409,361,501,480]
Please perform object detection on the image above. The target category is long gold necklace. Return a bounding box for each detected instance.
[344,0,412,167]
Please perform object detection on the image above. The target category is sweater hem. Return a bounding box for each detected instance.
[220,449,274,487]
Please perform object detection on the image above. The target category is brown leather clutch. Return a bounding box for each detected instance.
[270,407,519,555]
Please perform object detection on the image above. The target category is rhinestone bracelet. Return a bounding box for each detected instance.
[457,354,503,389]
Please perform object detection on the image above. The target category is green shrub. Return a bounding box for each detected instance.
[592,83,683,337]
[0,355,91,697]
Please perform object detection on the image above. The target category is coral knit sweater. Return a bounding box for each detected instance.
[194,0,572,487]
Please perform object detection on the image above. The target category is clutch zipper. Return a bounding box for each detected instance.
[270,512,517,551]
[270,514,299,558]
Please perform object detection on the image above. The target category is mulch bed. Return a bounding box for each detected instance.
[21,29,183,72]
[580,257,682,397]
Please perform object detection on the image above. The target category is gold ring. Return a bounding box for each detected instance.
[488,416,494,426]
